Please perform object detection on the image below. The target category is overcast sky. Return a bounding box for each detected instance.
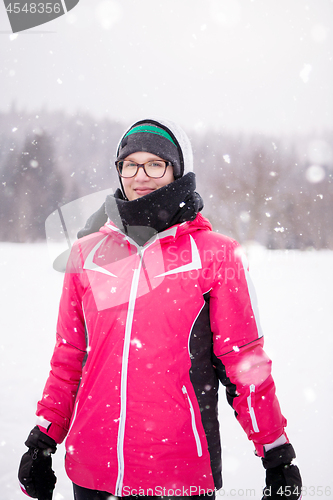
[0,0,332,135]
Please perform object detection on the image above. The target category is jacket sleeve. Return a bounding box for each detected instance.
[210,240,287,457]
[36,242,87,444]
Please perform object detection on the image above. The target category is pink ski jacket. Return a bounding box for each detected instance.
[36,213,287,495]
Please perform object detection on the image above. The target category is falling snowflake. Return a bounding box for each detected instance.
[305,165,325,184]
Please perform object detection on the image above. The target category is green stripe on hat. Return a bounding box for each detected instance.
[125,125,176,145]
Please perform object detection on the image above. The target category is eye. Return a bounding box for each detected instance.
[123,161,137,168]
[147,161,164,168]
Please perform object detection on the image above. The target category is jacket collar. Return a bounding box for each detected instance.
[101,212,212,249]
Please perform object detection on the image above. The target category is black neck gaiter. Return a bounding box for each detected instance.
[104,172,203,245]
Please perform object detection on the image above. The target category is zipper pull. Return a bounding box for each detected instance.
[182,385,191,409]
[32,448,38,460]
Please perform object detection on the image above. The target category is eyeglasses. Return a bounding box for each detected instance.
[115,160,172,179]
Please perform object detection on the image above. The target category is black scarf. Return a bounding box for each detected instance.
[77,172,203,245]
[105,172,203,245]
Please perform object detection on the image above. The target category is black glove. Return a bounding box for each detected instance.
[18,426,57,499]
[261,443,302,499]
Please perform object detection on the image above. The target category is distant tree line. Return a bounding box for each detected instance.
[1,106,332,249]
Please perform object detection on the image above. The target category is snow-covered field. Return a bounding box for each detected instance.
[1,242,332,499]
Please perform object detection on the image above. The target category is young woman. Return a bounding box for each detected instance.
[19,119,302,500]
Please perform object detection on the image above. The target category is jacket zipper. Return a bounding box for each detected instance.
[247,384,259,433]
[182,385,203,457]
[115,256,143,496]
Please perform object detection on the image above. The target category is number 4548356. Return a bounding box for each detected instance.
[6,3,61,14]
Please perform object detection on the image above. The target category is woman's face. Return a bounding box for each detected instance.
[121,151,175,201]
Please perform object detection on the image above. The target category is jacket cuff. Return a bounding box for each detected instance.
[254,431,289,457]
[264,433,287,452]
[36,417,68,444]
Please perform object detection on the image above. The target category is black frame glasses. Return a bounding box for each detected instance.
[115,160,172,179]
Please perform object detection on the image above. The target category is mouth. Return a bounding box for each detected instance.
[134,188,155,196]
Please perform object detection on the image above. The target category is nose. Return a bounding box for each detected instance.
[134,165,150,180]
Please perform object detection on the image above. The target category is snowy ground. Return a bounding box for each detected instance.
[0,242,332,500]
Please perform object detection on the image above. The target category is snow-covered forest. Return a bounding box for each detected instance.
[1,108,332,249]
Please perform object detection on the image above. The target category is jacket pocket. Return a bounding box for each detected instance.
[182,385,203,457]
